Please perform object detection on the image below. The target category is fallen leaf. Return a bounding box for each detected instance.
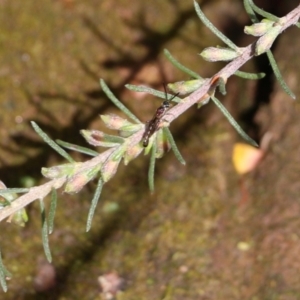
[232,143,264,174]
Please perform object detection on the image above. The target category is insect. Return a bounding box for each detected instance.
[142,86,179,147]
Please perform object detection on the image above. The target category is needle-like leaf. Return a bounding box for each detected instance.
[211,96,258,147]
[266,51,296,99]
[56,140,99,157]
[163,128,186,165]
[243,0,259,23]
[100,79,142,124]
[249,0,300,28]
[148,142,157,193]
[125,84,181,103]
[0,188,29,195]
[48,189,57,234]
[0,249,10,292]
[234,71,265,80]
[86,178,103,232]
[39,199,52,263]
[31,122,75,163]
[194,0,239,50]
[164,49,202,79]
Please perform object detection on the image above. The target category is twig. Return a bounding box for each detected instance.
[0,148,117,222]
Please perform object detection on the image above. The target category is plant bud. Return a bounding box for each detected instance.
[143,134,155,154]
[80,130,124,147]
[0,181,15,203]
[100,114,134,130]
[118,123,144,138]
[119,123,143,132]
[167,79,205,96]
[244,19,275,36]
[42,162,83,179]
[123,143,143,165]
[200,47,241,62]
[155,130,171,159]
[101,155,122,182]
[7,208,28,227]
[64,165,101,194]
[255,24,281,55]
[0,181,29,227]
[111,146,126,161]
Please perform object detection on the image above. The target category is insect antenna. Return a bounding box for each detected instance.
[163,83,179,107]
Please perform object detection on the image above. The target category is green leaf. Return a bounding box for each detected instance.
[143,133,156,155]
[56,139,98,157]
[125,84,181,103]
[234,71,265,80]
[163,49,202,79]
[155,129,171,159]
[0,249,11,292]
[86,178,103,232]
[148,141,157,193]
[48,189,57,234]
[111,145,126,161]
[163,128,186,165]
[118,123,144,133]
[100,79,142,124]
[211,96,258,147]
[39,199,52,263]
[217,77,227,95]
[243,0,259,23]
[194,0,238,50]
[0,188,29,195]
[0,268,7,293]
[31,122,75,163]
[247,0,300,28]
[247,0,279,22]
[244,0,300,28]
[266,51,296,99]
[81,130,125,148]
[99,134,125,144]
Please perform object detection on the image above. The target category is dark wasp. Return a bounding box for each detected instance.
[142,86,179,147]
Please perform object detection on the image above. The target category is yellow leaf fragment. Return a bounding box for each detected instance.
[232,143,264,174]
